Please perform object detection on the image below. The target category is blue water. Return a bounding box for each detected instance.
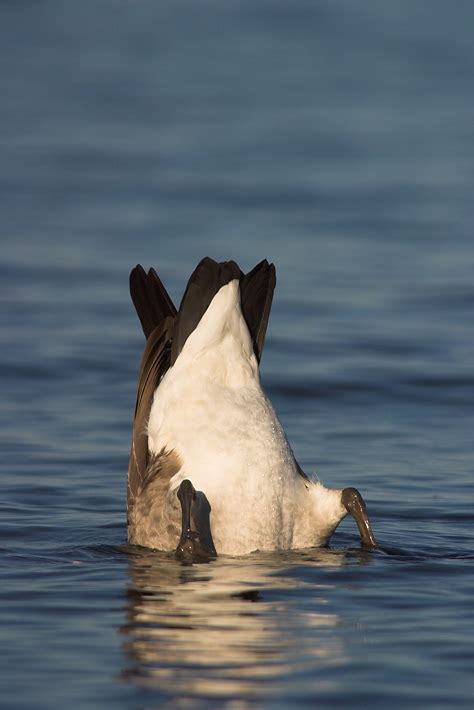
[1,1,474,707]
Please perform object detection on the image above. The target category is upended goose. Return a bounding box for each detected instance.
[127,258,376,558]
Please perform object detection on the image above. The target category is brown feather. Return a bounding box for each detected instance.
[127,317,174,523]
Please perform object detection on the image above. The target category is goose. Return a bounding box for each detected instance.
[127,258,376,558]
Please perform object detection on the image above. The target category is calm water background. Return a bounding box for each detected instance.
[1,1,473,707]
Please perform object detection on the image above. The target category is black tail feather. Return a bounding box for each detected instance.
[170,257,242,365]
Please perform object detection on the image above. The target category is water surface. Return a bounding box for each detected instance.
[1,1,473,707]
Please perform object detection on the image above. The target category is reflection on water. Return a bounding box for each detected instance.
[120,548,367,701]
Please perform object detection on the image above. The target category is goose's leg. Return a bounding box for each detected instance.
[176,479,215,561]
[176,479,196,557]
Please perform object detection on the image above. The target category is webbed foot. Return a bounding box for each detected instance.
[175,479,216,562]
[341,487,377,548]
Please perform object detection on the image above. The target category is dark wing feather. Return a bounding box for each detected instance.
[240,259,276,362]
[127,316,174,523]
[130,264,177,338]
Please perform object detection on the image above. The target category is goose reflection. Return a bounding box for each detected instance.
[120,548,369,699]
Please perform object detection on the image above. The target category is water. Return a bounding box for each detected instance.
[1,0,474,707]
